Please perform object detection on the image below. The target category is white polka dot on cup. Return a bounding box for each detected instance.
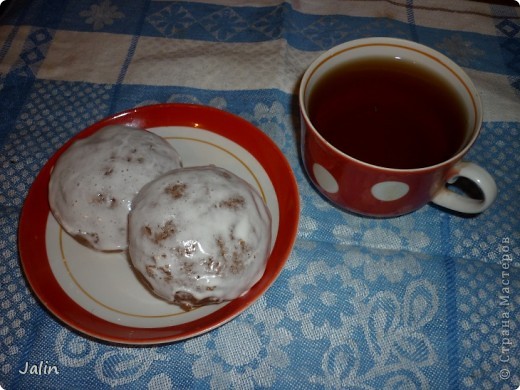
[371,181,409,201]
[313,163,339,193]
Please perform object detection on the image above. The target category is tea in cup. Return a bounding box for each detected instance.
[299,37,497,217]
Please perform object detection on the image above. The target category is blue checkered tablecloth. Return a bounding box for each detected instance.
[1,1,519,389]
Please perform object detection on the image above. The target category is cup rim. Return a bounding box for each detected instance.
[299,37,483,173]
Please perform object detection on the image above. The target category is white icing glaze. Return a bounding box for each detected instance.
[128,166,272,308]
[48,125,182,251]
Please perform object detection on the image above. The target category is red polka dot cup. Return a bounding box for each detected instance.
[299,37,497,217]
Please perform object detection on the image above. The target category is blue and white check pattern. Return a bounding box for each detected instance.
[1,1,519,389]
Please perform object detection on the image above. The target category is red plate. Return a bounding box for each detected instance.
[19,103,300,344]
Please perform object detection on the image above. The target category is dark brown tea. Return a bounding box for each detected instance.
[308,57,468,169]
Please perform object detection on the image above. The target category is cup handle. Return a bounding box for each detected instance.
[431,161,497,214]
